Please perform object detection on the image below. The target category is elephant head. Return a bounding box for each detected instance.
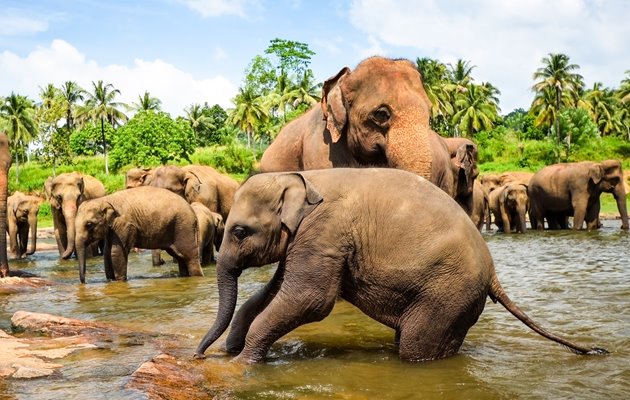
[500,183,529,233]
[49,173,88,259]
[195,173,323,358]
[125,167,154,188]
[75,199,117,284]
[8,192,42,256]
[321,57,434,179]
[590,160,628,229]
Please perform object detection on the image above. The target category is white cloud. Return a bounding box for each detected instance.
[177,0,259,18]
[357,35,387,59]
[347,0,630,112]
[0,39,238,116]
[0,10,49,35]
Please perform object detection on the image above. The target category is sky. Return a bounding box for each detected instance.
[1,0,628,117]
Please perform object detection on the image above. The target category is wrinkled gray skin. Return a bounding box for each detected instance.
[191,202,224,265]
[45,172,106,259]
[444,137,479,215]
[488,183,529,233]
[7,192,42,258]
[194,168,605,363]
[528,160,629,230]
[75,186,202,283]
[260,56,454,196]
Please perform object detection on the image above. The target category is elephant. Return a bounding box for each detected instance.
[191,202,224,265]
[75,186,203,283]
[480,171,533,197]
[148,165,238,221]
[528,160,629,230]
[470,180,488,231]
[0,132,12,277]
[194,168,605,363]
[7,192,43,258]
[488,183,529,233]
[125,167,154,188]
[259,56,454,196]
[45,172,107,259]
[444,137,479,215]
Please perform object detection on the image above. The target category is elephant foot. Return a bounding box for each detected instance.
[192,352,207,360]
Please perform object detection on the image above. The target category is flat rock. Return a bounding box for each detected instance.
[0,277,54,294]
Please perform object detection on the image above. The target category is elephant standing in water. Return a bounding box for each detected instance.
[191,202,224,265]
[7,192,43,258]
[75,186,202,283]
[488,183,529,233]
[45,172,107,258]
[0,132,12,277]
[260,56,454,196]
[194,168,605,363]
[444,137,479,215]
[528,160,629,230]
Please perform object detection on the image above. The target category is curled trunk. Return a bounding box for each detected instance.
[194,267,239,358]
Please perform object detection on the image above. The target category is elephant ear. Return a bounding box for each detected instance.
[455,143,476,189]
[601,159,621,177]
[589,165,604,185]
[277,173,324,235]
[321,67,350,143]
[102,202,118,227]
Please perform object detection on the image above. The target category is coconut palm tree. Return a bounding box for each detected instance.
[184,103,214,141]
[130,91,161,112]
[581,82,622,136]
[451,84,500,137]
[532,53,583,149]
[416,57,454,133]
[77,80,128,174]
[293,69,321,108]
[0,93,37,183]
[227,87,269,148]
[60,81,85,137]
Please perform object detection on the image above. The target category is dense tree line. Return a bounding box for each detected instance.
[1,38,629,179]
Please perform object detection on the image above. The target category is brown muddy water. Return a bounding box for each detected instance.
[1,220,629,399]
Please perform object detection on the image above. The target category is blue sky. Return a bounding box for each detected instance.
[1,0,629,117]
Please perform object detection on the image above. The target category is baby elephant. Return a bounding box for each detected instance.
[7,192,43,258]
[195,168,605,363]
[488,183,529,233]
[190,202,224,265]
[75,186,202,283]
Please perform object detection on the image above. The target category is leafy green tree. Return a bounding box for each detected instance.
[555,107,599,160]
[77,80,128,174]
[35,84,68,174]
[503,108,545,140]
[129,90,161,112]
[227,87,269,147]
[60,81,85,137]
[416,57,454,134]
[109,110,195,170]
[243,55,277,96]
[265,38,315,77]
[531,53,583,153]
[0,93,37,183]
[38,127,73,173]
[581,82,623,136]
[452,83,500,137]
[70,121,114,156]
[202,104,228,145]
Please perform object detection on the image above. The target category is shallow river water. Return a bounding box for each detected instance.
[1,219,629,399]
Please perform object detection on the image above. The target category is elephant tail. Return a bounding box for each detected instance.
[488,274,608,355]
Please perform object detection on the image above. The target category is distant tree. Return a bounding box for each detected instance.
[60,81,85,136]
[77,80,128,174]
[243,55,277,96]
[581,82,623,136]
[555,107,599,160]
[35,84,68,174]
[265,38,315,77]
[227,87,269,147]
[109,110,195,170]
[452,83,500,137]
[129,90,161,112]
[416,57,453,134]
[503,108,545,140]
[0,93,37,183]
[70,121,113,156]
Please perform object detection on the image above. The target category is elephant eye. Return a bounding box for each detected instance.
[370,106,391,127]
[232,226,249,241]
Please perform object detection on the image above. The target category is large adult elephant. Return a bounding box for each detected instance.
[45,172,107,258]
[528,160,629,230]
[259,56,454,195]
[444,137,479,215]
[0,132,12,277]
[194,168,606,363]
[7,192,42,258]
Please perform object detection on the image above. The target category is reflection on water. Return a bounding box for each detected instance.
[1,220,629,399]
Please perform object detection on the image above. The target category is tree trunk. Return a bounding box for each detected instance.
[101,118,109,175]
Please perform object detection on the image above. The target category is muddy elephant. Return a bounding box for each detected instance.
[7,192,43,258]
[471,180,487,231]
[125,167,154,188]
[194,168,605,363]
[259,56,454,196]
[45,172,107,259]
[528,160,629,230]
[444,137,479,215]
[488,183,529,233]
[148,165,238,221]
[0,132,12,277]
[191,202,224,265]
[75,186,202,283]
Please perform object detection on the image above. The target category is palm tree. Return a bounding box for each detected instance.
[77,80,128,174]
[39,84,59,110]
[267,71,300,123]
[581,82,622,136]
[185,103,214,140]
[227,87,269,147]
[60,81,85,137]
[416,57,454,133]
[130,91,161,112]
[292,69,321,108]
[448,59,476,88]
[0,93,37,183]
[532,53,583,149]
[451,84,500,137]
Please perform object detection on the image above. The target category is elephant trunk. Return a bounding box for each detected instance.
[26,212,38,255]
[517,204,528,234]
[60,200,78,259]
[612,186,629,230]
[194,264,240,358]
[77,237,87,284]
[385,115,433,182]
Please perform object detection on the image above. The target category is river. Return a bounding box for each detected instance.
[1,220,628,399]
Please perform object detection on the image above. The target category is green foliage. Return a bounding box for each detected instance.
[265,38,315,76]
[198,104,228,146]
[554,107,599,160]
[36,127,73,169]
[70,121,114,156]
[190,141,262,175]
[109,110,196,171]
[503,108,545,140]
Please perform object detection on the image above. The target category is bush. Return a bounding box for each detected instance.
[191,142,261,175]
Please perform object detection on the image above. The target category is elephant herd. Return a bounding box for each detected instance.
[3,56,623,364]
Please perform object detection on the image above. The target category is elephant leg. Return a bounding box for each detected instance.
[170,240,203,277]
[225,263,285,353]
[233,259,342,363]
[571,197,589,230]
[107,233,130,281]
[200,243,214,266]
[103,240,116,281]
[152,249,164,266]
[18,227,28,257]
